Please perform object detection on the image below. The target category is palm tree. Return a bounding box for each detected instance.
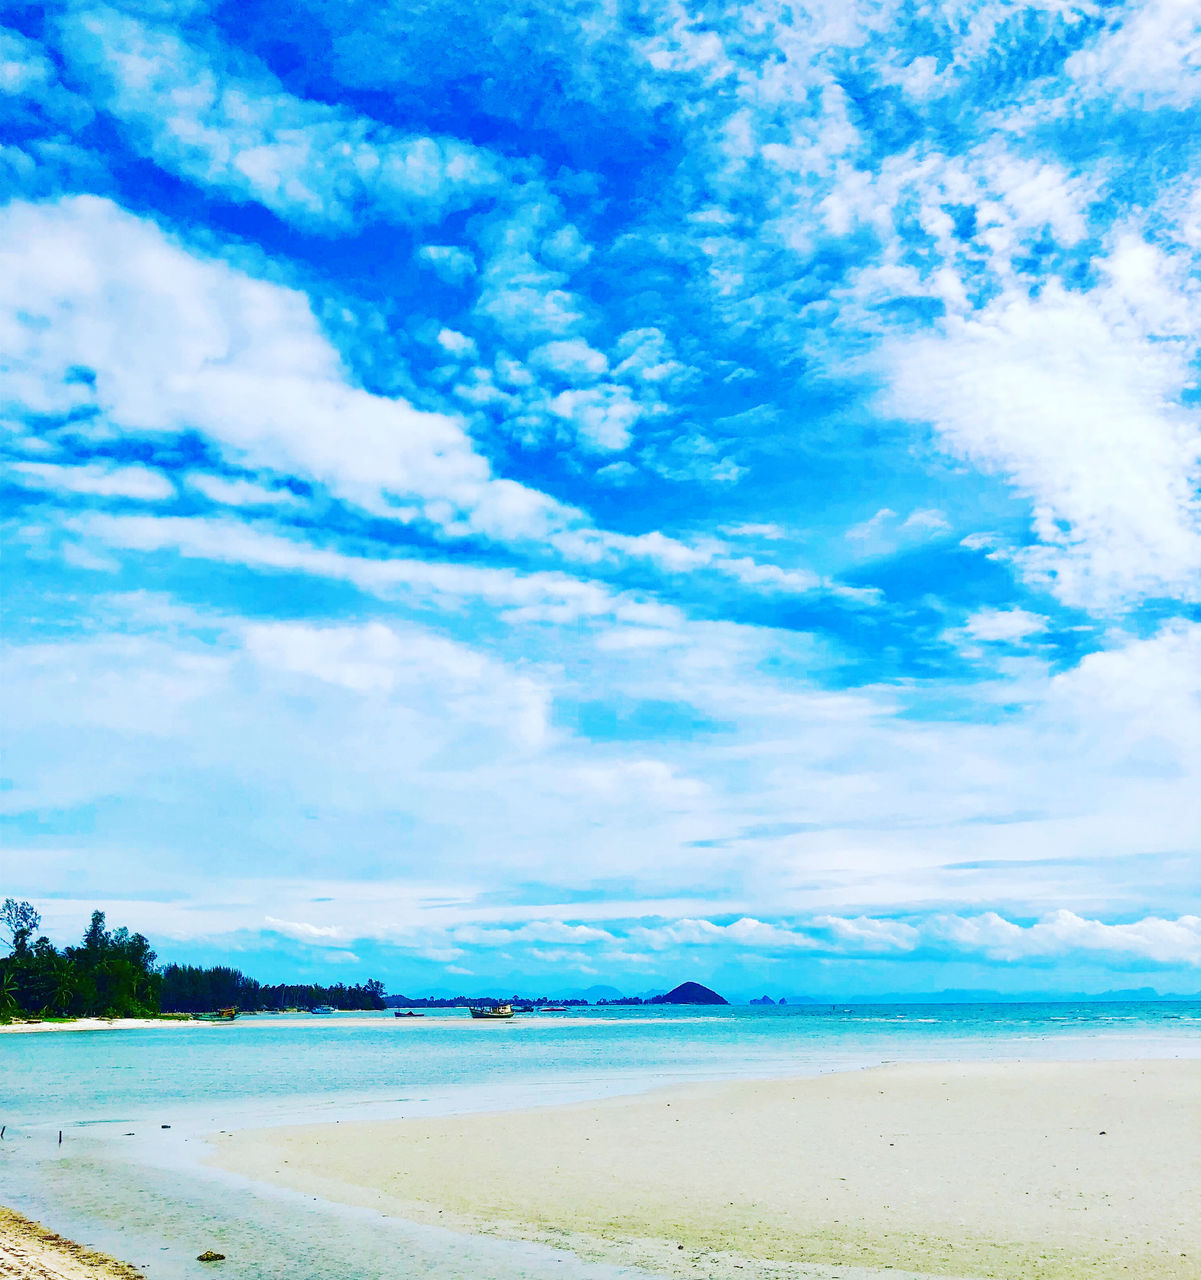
[51,958,77,1017]
[0,965,18,1018]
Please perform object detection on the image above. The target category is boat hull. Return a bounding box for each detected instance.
[468,1005,514,1019]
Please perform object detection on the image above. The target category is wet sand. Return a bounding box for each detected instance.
[0,1208,141,1280]
[212,1057,1201,1280]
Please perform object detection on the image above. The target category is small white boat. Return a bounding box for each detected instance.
[310,1004,337,1015]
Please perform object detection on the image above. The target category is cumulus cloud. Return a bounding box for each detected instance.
[10,0,1201,992]
[416,244,477,284]
[1066,1,1201,109]
[0,196,571,543]
[529,338,609,380]
[962,608,1048,643]
[243,908,1201,970]
[55,5,505,231]
[550,384,643,451]
[883,245,1201,609]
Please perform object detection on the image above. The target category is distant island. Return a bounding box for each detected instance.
[649,981,728,1005]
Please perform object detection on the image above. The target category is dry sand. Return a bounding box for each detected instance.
[0,1019,195,1036]
[212,1058,1201,1280]
[0,1209,141,1280]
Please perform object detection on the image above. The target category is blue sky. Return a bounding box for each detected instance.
[3,0,1200,998]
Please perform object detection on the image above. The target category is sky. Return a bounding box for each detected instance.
[2,0,1200,999]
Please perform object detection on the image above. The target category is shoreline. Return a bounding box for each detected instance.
[211,1057,1201,1280]
[0,1018,200,1036]
[0,1207,141,1280]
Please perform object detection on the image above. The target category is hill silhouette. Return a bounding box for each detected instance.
[649,981,728,1005]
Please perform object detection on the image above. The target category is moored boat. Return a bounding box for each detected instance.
[196,1006,238,1022]
[468,1003,514,1019]
[310,1004,337,1015]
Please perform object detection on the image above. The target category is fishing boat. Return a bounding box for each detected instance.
[310,1004,337,1015]
[196,1006,238,1022]
[468,1003,514,1019]
[394,1009,425,1017]
[539,1005,567,1012]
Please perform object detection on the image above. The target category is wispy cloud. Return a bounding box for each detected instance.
[6,0,1201,992]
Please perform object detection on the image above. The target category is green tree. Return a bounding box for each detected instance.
[0,965,17,1018]
[1,899,41,956]
[82,909,109,953]
[50,954,79,1016]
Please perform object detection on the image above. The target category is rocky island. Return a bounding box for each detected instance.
[648,981,728,1005]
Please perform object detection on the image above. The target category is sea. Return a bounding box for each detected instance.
[2,1001,1198,1280]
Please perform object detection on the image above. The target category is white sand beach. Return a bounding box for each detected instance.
[0,1208,141,1280]
[212,1058,1201,1280]
[0,1020,195,1036]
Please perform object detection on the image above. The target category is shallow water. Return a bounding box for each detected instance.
[2,1001,1198,1280]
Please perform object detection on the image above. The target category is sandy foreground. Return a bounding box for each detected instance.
[212,1058,1200,1280]
[0,1019,194,1036]
[0,1209,141,1280]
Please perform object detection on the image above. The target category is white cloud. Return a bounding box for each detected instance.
[74,512,675,626]
[0,26,59,96]
[186,472,292,507]
[416,244,476,284]
[847,508,897,541]
[264,916,343,942]
[814,914,920,951]
[472,204,587,343]
[926,909,1201,967]
[242,620,549,751]
[12,460,174,500]
[846,507,947,546]
[571,758,705,806]
[883,244,1201,610]
[900,508,948,535]
[529,337,608,380]
[0,196,571,543]
[1047,619,1201,753]
[962,608,1048,643]
[713,557,820,592]
[55,6,504,231]
[436,328,478,359]
[722,522,787,540]
[1067,0,1201,109]
[549,384,642,451]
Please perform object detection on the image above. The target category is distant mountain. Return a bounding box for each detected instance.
[552,984,625,1002]
[649,981,728,1005]
[846,987,1195,1005]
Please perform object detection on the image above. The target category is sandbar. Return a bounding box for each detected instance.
[0,1208,141,1280]
[0,1018,203,1035]
[212,1058,1201,1280]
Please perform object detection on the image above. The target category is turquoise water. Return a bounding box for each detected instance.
[1,1002,1198,1280]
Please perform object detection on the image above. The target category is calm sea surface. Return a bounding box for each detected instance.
[2,1002,1198,1280]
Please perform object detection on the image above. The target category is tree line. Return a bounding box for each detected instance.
[1,900,384,1019]
[159,964,385,1012]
